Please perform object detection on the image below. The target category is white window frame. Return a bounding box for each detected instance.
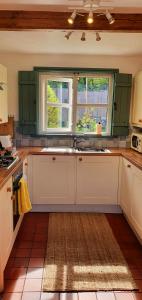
[39,73,73,134]
[39,72,113,135]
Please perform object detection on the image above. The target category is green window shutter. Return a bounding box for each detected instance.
[19,71,38,135]
[111,73,132,136]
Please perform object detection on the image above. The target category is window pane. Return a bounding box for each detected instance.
[77,77,109,104]
[47,80,70,104]
[47,106,70,129]
[76,107,107,133]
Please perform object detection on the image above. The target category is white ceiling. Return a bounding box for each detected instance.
[0,1,142,55]
[0,0,142,12]
[0,31,142,55]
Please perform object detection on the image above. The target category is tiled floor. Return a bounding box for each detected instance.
[1,213,142,299]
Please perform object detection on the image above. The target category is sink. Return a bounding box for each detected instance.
[41,147,74,153]
[75,147,111,153]
[41,147,111,153]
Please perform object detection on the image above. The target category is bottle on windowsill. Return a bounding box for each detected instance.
[96,122,102,135]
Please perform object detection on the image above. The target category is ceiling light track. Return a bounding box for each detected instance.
[67,0,115,25]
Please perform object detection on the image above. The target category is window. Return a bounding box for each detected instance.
[39,72,113,135]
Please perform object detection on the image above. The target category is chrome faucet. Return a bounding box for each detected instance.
[72,136,85,149]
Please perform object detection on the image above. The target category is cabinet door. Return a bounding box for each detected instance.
[132,71,142,127]
[76,156,119,205]
[130,165,142,239]
[32,155,76,204]
[0,64,8,124]
[120,158,132,216]
[0,177,13,270]
[23,157,28,182]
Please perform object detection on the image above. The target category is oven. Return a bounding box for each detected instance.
[12,164,23,230]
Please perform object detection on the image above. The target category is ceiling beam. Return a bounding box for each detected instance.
[0,11,142,31]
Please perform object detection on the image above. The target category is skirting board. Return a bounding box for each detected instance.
[31,204,122,213]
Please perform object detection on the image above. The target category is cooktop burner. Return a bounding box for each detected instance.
[0,156,18,169]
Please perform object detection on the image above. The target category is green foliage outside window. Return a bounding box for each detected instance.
[47,84,59,128]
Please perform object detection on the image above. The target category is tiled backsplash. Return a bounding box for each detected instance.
[14,122,131,149]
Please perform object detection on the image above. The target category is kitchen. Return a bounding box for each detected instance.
[1,1,142,300]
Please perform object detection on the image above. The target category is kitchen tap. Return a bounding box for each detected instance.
[72,136,85,149]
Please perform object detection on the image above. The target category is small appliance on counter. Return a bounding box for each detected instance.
[131,132,142,153]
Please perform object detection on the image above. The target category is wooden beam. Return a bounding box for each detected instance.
[0,11,142,31]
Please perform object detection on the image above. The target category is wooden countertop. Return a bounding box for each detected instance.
[0,147,142,190]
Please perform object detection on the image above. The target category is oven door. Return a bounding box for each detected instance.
[13,174,22,230]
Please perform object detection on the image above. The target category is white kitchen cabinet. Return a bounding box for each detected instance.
[0,177,13,291]
[32,155,76,204]
[130,164,142,239]
[76,156,119,205]
[23,157,28,182]
[0,64,8,124]
[132,71,142,127]
[119,158,132,217]
[120,157,142,241]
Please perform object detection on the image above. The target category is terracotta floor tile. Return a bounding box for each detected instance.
[17,242,33,249]
[26,268,43,279]
[4,267,27,280]
[2,293,22,300]
[28,258,44,268]
[96,292,115,300]
[13,258,30,268]
[34,234,47,242]
[135,281,142,292]
[31,249,45,258]
[130,268,142,280]
[22,292,41,300]
[23,278,42,292]
[32,241,47,249]
[5,279,25,293]
[15,249,31,258]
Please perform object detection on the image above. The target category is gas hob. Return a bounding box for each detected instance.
[0,156,19,169]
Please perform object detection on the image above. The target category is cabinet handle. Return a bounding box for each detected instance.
[25,163,28,166]
[127,164,131,168]
[0,118,2,122]
[79,157,82,162]
[11,195,15,201]
[52,157,56,161]
[7,187,12,192]
[138,119,142,123]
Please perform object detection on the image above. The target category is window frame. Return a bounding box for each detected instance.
[39,71,114,135]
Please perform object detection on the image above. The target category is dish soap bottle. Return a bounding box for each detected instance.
[96,122,102,135]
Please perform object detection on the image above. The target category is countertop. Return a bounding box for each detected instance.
[0,147,142,190]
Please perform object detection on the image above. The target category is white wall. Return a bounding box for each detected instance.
[0,53,142,120]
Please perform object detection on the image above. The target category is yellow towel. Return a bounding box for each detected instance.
[18,177,32,215]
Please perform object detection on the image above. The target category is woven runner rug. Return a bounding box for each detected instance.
[43,213,137,292]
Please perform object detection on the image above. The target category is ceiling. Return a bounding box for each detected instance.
[0,1,142,55]
[0,0,142,12]
[0,31,142,55]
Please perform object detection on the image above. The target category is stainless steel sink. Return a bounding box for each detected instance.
[75,147,111,153]
[41,147,111,153]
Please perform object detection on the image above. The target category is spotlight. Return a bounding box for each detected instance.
[65,31,73,40]
[68,10,77,24]
[96,32,101,41]
[87,10,94,24]
[105,10,115,24]
[81,32,86,41]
